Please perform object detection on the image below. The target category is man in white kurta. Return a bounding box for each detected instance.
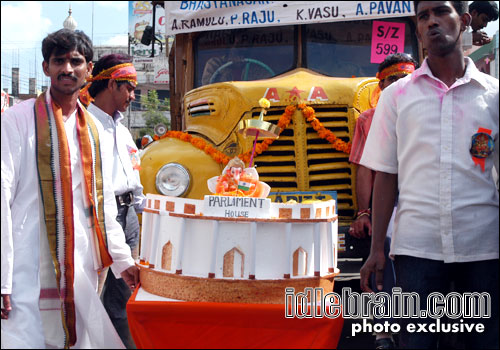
[1,92,135,349]
[1,29,137,349]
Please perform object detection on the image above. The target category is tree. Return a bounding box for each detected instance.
[139,90,171,137]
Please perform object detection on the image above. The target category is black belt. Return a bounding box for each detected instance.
[116,192,133,207]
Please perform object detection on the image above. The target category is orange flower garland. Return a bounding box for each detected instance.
[238,104,296,164]
[155,104,351,166]
[154,130,231,164]
[298,104,352,154]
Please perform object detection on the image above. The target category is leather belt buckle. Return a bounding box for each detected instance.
[116,192,134,207]
[126,192,134,206]
[116,195,125,207]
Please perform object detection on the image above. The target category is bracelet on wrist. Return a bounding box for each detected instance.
[356,212,370,220]
[355,208,371,220]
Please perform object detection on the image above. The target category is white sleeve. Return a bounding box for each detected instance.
[132,174,146,213]
[1,110,21,294]
[122,126,146,212]
[359,83,399,174]
[97,123,135,278]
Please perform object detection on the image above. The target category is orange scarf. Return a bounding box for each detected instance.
[35,92,113,347]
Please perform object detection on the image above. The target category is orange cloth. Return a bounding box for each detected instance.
[127,286,344,349]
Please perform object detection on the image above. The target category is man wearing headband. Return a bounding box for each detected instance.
[84,53,146,349]
[349,53,417,350]
[360,2,498,349]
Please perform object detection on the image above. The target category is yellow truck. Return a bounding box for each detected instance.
[140,1,422,278]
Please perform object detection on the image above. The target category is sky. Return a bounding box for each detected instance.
[1,1,129,94]
[1,1,499,94]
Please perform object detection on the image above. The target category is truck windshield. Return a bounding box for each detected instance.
[194,26,296,88]
[305,19,418,78]
[194,18,418,86]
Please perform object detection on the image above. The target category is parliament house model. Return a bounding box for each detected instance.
[137,194,339,303]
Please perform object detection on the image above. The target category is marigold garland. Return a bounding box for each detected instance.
[298,103,352,154]
[154,104,351,165]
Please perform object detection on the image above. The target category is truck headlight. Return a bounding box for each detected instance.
[155,163,190,197]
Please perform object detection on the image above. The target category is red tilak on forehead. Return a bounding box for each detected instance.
[65,53,72,59]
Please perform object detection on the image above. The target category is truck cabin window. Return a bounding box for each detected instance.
[193,19,417,87]
[194,26,296,87]
[305,19,418,78]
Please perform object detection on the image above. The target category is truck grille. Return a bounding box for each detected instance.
[253,105,356,219]
[187,99,215,117]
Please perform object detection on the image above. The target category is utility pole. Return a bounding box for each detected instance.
[128,35,132,130]
[91,1,94,42]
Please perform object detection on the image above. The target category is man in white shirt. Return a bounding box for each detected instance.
[82,53,146,349]
[359,1,498,349]
[1,29,138,349]
[349,53,418,350]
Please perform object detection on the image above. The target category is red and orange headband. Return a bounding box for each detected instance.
[80,63,137,106]
[376,62,416,81]
[87,63,137,84]
[370,62,416,108]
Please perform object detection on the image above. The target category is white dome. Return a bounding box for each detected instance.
[63,7,77,31]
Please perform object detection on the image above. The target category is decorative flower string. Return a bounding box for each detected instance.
[239,104,295,164]
[298,103,352,154]
[154,130,231,164]
[154,104,351,165]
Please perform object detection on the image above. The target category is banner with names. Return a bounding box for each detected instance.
[165,1,414,35]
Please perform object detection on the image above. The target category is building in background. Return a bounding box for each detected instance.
[93,42,170,137]
[467,31,499,79]
[127,1,170,137]
[1,3,171,137]
[85,2,172,137]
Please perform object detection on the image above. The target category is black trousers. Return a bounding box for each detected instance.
[101,204,136,349]
[394,256,499,350]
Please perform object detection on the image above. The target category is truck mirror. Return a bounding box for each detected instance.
[154,123,168,137]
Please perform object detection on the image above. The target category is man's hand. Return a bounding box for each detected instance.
[349,215,372,239]
[360,250,385,293]
[121,266,139,291]
[472,31,492,46]
[1,294,12,320]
